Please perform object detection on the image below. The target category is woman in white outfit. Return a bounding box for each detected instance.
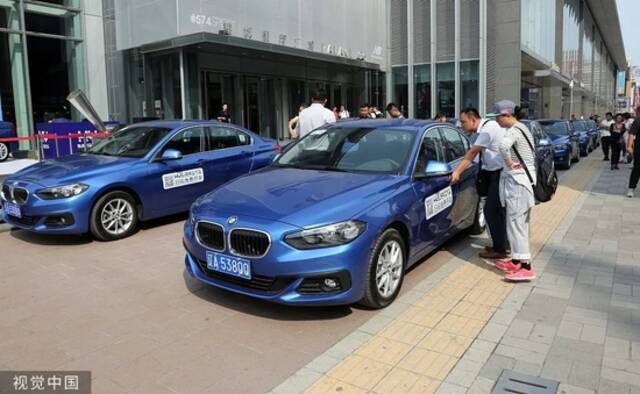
[492,100,537,281]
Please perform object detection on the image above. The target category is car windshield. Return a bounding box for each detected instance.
[88,126,173,158]
[573,121,587,131]
[275,127,417,174]
[539,121,568,135]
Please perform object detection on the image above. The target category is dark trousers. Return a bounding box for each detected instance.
[484,170,509,253]
[611,137,622,167]
[602,136,610,159]
[630,141,640,189]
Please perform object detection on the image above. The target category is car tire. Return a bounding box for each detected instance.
[359,228,406,309]
[0,142,9,162]
[562,155,571,170]
[468,197,486,235]
[90,191,139,241]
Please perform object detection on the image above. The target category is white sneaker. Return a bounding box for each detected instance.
[628,189,635,198]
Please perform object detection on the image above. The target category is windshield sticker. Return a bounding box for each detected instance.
[162,168,204,190]
[425,186,453,219]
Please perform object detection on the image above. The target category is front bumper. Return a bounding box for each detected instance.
[1,183,93,234]
[183,218,376,306]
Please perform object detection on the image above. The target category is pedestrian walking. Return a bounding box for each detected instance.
[217,103,232,123]
[624,112,634,163]
[294,90,336,139]
[331,106,340,121]
[627,106,640,198]
[451,107,510,259]
[288,105,305,139]
[610,113,626,170]
[600,112,614,160]
[493,100,537,281]
[339,105,350,119]
[386,103,404,119]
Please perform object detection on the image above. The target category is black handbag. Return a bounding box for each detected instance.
[512,127,558,203]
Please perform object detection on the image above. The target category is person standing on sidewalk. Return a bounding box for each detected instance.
[627,106,640,198]
[600,112,614,160]
[493,100,537,281]
[451,107,510,260]
[610,113,626,170]
[295,90,336,139]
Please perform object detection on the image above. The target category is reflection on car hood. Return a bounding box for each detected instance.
[547,133,570,143]
[193,167,405,227]
[9,153,136,187]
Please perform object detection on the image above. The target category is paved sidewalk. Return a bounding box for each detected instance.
[273,154,640,393]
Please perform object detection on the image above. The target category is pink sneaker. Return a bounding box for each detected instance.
[495,259,521,272]
[505,268,536,282]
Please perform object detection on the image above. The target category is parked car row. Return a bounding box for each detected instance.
[2,119,483,308]
[535,119,599,170]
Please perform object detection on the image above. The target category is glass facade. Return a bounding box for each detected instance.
[562,0,580,79]
[391,0,480,118]
[521,0,555,63]
[0,0,85,149]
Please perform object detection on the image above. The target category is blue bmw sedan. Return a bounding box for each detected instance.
[184,120,483,308]
[1,121,278,240]
[538,119,580,169]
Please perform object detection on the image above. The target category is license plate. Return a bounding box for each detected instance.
[206,251,251,280]
[3,202,21,218]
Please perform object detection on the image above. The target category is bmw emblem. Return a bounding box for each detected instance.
[227,216,238,225]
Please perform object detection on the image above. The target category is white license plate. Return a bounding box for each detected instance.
[4,202,21,218]
[206,251,251,280]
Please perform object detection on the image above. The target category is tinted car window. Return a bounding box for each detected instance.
[88,126,173,158]
[208,127,251,150]
[539,121,569,135]
[440,127,466,162]
[162,127,205,156]
[276,127,417,174]
[415,129,445,176]
[573,121,587,131]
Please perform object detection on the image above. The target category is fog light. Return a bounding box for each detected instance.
[323,278,338,290]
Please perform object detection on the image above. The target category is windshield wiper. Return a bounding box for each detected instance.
[298,165,348,172]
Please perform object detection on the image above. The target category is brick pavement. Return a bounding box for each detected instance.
[273,153,640,393]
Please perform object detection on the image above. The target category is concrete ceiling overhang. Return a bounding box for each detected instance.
[586,0,627,70]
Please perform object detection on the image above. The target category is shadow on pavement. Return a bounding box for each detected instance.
[182,270,354,321]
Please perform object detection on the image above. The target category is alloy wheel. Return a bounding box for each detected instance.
[100,198,134,236]
[375,240,403,298]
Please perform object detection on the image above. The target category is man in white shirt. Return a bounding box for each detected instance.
[295,90,336,139]
[600,112,614,161]
[451,107,509,259]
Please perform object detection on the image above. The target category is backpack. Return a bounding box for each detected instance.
[512,126,558,203]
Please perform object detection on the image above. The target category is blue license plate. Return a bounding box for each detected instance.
[206,251,251,280]
[4,202,21,218]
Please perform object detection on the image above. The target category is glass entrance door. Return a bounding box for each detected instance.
[203,71,236,122]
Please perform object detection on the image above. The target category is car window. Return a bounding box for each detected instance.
[275,127,416,174]
[540,121,569,136]
[439,127,466,162]
[162,127,205,156]
[207,127,251,150]
[414,129,445,176]
[88,126,173,158]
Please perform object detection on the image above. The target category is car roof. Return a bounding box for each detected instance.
[536,119,567,123]
[325,118,446,132]
[126,120,239,129]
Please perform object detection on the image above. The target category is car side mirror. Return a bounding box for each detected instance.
[158,149,183,161]
[415,160,453,179]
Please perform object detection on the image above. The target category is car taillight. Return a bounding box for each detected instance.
[274,144,281,153]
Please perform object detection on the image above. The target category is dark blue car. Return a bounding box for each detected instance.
[538,119,580,169]
[520,120,556,176]
[0,121,17,162]
[183,120,483,308]
[1,121,279,240]
[571,120,592,156]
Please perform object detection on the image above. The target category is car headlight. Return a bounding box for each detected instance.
[36,183,89,200]
[285,220,366,249]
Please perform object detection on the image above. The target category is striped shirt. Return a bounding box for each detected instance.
[499,121,537,189]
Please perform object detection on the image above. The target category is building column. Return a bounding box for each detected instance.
[8,2,33,150]
[407,0,415,118]
[546,85,563,118]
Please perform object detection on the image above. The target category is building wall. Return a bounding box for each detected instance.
[487,0,521,105]
[83,0,109,119]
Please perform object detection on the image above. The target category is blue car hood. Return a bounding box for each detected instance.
[194,167,405,227]
[547,134,570,144]
[10,153,136,187]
